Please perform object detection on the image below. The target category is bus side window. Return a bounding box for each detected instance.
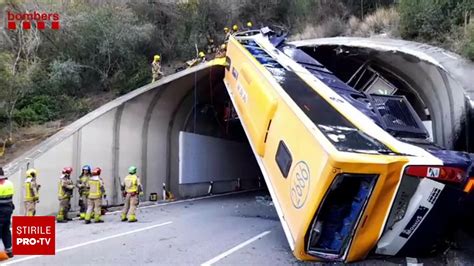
[275,140,292,178]
[225,56,231,71]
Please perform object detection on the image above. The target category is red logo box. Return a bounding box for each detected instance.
[12,216,55,255]
[7,21,16,30]
[51,21,60,30]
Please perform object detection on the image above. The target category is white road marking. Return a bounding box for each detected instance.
[201,230,271,266]
[3,190,261,265]
[1,221,173,265]
[72,188,262,220]
[406,257,423,266]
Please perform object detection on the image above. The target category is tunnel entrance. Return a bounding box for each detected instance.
[167,66,263,198]
[301,46,430,127]
[299,45,472,152]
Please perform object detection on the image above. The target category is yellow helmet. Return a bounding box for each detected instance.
[224,27,229,33]
[199,51,205,58]
[153,55,161,61]
[232,24,238,31]
[246,21,253,27]
[220,44,226,50]
[26,168,37,178]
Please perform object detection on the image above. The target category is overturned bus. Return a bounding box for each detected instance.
[223,29,474,262]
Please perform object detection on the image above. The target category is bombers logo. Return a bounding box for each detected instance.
[6,10,60,30]
[290,161,310,209]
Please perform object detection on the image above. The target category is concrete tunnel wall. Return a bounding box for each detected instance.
[292,37,474,151]
[4,63,239,215]
[367,51,466,149]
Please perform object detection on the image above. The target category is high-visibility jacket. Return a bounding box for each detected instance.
[24,177,39,202]
[0,179,14,205]
[123,174,142,193]
[58,175,74,200]
[152,62,163,77]
[77,174,91,196]
[87,176,104,199]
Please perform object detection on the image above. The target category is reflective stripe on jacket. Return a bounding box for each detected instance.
[124,175,139,193]
[58,176,74,200]
[0,179,14,204]
[77,174,91,196]
[24,178,38,201]
[87,177,104,199]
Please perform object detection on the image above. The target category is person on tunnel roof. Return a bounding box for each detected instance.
[151,55,164,83]
[206,36,217,54]
[246,21,253,30]
[223,27,231,42]
[232,24,239,34]
[216,43,227,58]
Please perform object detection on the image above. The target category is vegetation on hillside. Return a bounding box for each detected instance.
[0,0,472,145]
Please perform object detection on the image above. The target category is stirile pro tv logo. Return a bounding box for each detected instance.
[6,10,60,30]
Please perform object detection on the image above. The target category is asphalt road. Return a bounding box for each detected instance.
[2,190,474,265]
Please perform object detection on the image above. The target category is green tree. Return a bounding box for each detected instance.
[463,25,474,60]
[399,0,473,42]
[53,5,155,92]
[0,53,36,135]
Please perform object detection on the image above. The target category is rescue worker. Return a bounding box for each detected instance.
[76,165,92,219]
[120,166,143,222]
[246,21,254,30]
[216,44,227,58]
[84,167,105,224]
[206,38,216,54]
[57,167,75,223]
[24,168,39,216]
[0,167,14,259]
[198,51,206,63]
[151,55,164,82]
[231,24,239,34]
[223,27,231,41]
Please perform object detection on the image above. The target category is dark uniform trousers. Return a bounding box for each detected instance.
[0,203,13,250]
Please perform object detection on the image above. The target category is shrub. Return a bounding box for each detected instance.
[13,94,88,126]
[399,0,471,42]
[48,59,82,96]
[463,25,474,61]
[290,17,346,40]
[348,7,400,37]
[55,5,155,92]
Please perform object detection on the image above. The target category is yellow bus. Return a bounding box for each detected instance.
[222,31,471,262]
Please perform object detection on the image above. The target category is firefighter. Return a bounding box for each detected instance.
[57,167,75,223]
[223,27,231,41]
[84,167,105,224]
[199,51,206,63]
[246,21,254,30]
[216,44,227,58]
[0,167,14,259]
[24,168,39,216]
[151,55,163,82]
[76,165,91,220]
[120,166,143,222]
[231,24,239,34]
[206,38,216,54]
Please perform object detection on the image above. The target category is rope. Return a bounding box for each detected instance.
[193,62,197,133]
[193,42,198,133]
